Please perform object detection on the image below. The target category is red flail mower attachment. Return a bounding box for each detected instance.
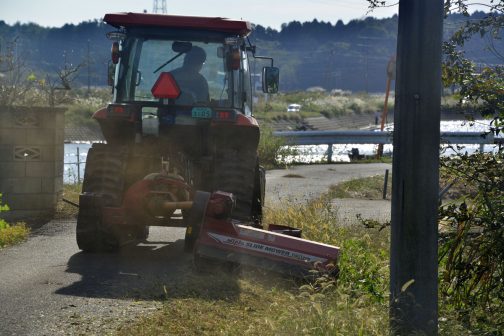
[190,191,340,277]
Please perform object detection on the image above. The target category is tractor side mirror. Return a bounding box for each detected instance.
[262,66,279,94]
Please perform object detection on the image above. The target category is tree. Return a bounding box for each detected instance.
[0,37,36,106]
[442,1,504,125]
[438,3,504,332]
[39,52,84,107]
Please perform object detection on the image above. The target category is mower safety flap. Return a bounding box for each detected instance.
[196,218,340,275]
[207,231,327,263]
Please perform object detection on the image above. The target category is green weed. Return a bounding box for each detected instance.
[0,194,30,248]
[326,174,392,200]
[0,223,30,248]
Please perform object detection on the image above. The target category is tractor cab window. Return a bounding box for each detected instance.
[116,37,249,111]
[241,50,253,116]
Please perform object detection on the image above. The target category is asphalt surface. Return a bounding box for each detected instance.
[0,163,390,335]
[266,162,391,204]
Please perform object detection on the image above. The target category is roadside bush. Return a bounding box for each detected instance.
[0,193,10,230]
[0,223,29,248]
[258,126,297,168]
[0,194,30,248]
[438,153,504,332]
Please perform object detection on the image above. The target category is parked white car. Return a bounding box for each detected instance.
[287,104,301,112]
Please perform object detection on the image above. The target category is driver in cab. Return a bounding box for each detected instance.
[171,46,209,104]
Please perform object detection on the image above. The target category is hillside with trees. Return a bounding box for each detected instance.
[0,11,501,93]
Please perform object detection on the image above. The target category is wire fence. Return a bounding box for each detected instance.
[64,145,88,184]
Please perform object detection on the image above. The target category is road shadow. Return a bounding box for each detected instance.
[56,238,240,302]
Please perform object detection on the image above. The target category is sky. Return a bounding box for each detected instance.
[0,0,400,30]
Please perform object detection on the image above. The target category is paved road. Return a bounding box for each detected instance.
[266,163,391,204]
[0,163,390,335]
[0,222,189,335]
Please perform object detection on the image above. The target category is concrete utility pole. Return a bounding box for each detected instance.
[390,0,443,334]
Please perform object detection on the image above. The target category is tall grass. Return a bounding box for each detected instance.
[115,174,490,335]
[0,193,29,248]
[254,91,390,120]
[118,197,391,335]
[261,198,390,334]
[55,183,82,219]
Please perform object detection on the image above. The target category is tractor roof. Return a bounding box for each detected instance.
[104,12,252,36]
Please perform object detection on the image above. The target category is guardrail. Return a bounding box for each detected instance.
[273,130,501,161]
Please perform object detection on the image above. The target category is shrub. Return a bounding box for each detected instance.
[258,126,297,168]
[0,223,29,248]
[0,194,30,248]
[439,153,504,332]
[0,193,10,230]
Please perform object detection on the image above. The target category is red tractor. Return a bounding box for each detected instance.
[77,12,279,252]
[77,13,339,276]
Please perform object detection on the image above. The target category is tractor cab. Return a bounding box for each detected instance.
[76,13,339,277]
[77,13,279,254]
[103,13,278,130]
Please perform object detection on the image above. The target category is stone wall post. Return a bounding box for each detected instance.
[0,106,65,222]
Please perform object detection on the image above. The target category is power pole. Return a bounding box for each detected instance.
[390,0,443,334]
[153,0,167,14]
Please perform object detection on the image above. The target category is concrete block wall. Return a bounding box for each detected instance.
[0,106,65,222]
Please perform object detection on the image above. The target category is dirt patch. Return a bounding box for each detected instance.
[282,174,305,178]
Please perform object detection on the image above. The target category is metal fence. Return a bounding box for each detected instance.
[63,131,501,183]
[64,146,86,183]
[273,130,501,162]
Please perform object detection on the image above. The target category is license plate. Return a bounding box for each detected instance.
[191,107,213,119]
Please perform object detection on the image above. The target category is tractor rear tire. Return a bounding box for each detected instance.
[77,194,119,252]
[77,144,128,252]
[213,148,256,221]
